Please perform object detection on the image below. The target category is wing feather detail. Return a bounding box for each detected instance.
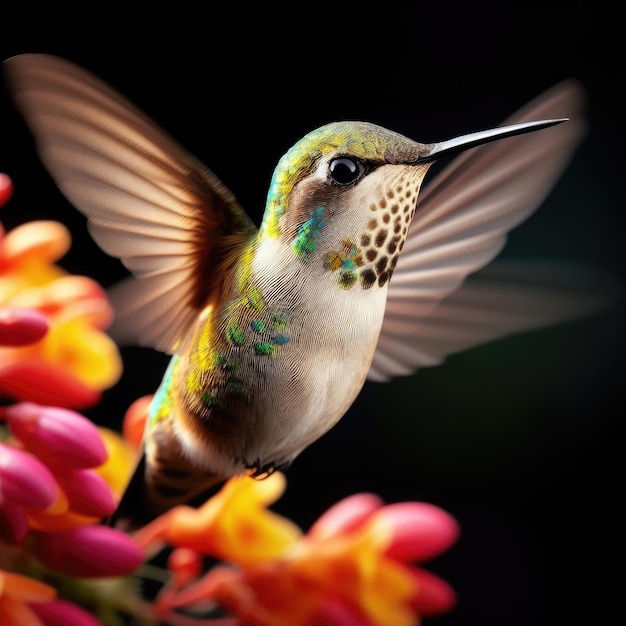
[368,259,617,382]
[4,53,257,353]
[369,81,599,381]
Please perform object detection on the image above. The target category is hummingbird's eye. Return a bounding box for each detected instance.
[328,157,364,186]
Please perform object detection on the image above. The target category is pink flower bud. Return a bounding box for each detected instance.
[0,308,49,346]
[5,403,107,468]
[52,467,117,518]
[31,525,144,578]
[308,493,383,540]
[0,442,58,510]
[0,499,29,544]
[0,172,12,206]
[377,502,460,562]
[409,567,458,616]
[30,599,103,626]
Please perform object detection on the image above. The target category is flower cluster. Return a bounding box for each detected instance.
[133,470,458,626]
[0,174,142,625]
[122,390,458,626]
[0,402,143,572]
[1,173,461,625]
[0,173,122,409]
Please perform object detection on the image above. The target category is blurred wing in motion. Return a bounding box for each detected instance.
[369,259,618,381]
[3,53,257,353]
[370,80,612,382]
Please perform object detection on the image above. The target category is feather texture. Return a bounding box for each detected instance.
[5,55,615,527]
[3,53,257,353]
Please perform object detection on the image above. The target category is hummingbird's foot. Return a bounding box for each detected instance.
[244,458,291,480]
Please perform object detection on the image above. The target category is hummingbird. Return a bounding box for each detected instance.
[3,54,605,528]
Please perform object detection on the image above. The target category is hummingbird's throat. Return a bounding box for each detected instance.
[292,167,424,290]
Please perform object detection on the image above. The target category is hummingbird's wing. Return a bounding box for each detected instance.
[369,258,616,381]
[369,80,606,382]
[3,54,257,353]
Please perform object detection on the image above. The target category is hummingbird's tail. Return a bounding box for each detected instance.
[107,451,228,530]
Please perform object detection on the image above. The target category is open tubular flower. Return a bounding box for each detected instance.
[136,473,459,626]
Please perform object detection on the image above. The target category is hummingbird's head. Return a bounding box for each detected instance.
[260,118,566,290]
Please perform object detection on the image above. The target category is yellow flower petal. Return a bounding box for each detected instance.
[42,320,122,389]
[0,262,65,304]
[285,516,418,626]
[96,427,138,497]
[158,474,302,568]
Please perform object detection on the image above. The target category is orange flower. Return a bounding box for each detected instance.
[137,476,459,626]
[0,216,122,408]
[0,568,103,626]
[0,568,56,626]
[136,473,302,569]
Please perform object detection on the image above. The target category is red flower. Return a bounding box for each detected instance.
[0,173,12,207]
[0,308,48,346]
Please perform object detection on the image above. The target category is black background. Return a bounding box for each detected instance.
[1,4,624,626]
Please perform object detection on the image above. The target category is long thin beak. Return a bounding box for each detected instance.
[420,118,568,162]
